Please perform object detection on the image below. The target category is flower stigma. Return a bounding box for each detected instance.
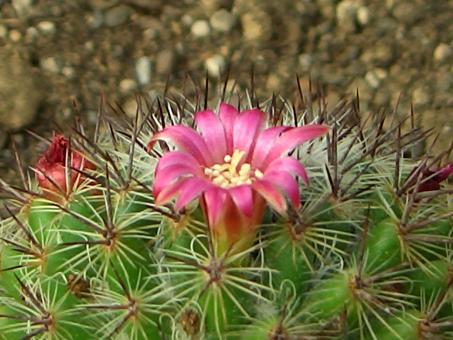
[204,149,264,188]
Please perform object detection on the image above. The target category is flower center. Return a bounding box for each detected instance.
[204,149,263,188]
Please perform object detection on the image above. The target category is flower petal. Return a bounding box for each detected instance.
[265,125,329,163]
[195,109,227,163]
[219,103,238,154]
[156,151,201,173]
[228,185,254,217]
[263,172,300,208]
[154,164,200,197]
[252,179,287,214]
[149,126,213,165]
[203,188,228,227]
[233,109,266,159]
[251,126,290,168]
[155,177,190,205]
[175,178,213,211]
[265,157,309,185]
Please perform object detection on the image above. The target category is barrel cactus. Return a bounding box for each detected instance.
[0,79,452,339]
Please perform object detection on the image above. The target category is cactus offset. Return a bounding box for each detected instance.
[0,80,452,339]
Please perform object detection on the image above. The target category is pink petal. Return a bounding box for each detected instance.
[251,127,290,168]
[233,109,265,159]
[252,179,287,214]
[156,151,201,173]
[219,103,238,154]
[203,188,228,227]
[175,178,213,211]
[154,164,200,197]
[265,157,309,185]
[264,125,329,164]
[155,177,190,205]
[263,172,300,208]
[228,185,254,217]
[150,126,213,165]
[195,109,227,163]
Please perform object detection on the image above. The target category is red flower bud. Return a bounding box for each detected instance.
[35,134,95,200]
[417,164,453,192]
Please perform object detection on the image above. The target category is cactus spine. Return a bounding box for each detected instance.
[0,81,452,339]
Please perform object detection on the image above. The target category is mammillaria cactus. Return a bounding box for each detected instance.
[0,79,452,339]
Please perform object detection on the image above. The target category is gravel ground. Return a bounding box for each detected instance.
[0,0,452,183]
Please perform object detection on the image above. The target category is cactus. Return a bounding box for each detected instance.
[0,79,452,339]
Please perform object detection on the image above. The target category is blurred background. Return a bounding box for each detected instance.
[0,0,452,184]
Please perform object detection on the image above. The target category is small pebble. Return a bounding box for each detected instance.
[41,57,60,74]
[336,0,358,32]
[362,44,394,67]
[37,21,56,36]
[210,9,235,33]
[105,5,132,27]
[392,2,420,25]
[123,97,139,119]
[9,30,22,42]
[201,0,222,14]
[87,11,104,29]
[84,41,95,52]
[62,66,75,79]
[266,73,282,92]
[241,12,271,42]
[205,54,225,78]
[135,56,152,85]
[412,86,431,107]
[298,53,313,71]
[191,20,210,38]
[433,43,452,63]
[156,49,176,75]
[365,68,387,88]
[180,14,192,27]
[442,126,451,134]
[356,6,370,26]
[25,27,38,43]
[12,0,33,17]
[119,78,137,93]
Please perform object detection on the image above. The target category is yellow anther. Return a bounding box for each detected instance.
[254,169,264,178]
[231,150,245,167]
[222,171,232,180]
[230,177,240,184]
[204,149,262,188]
[239,163,251,176]
[213,176,227,186]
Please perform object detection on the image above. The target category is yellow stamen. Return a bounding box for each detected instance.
[204,149,262,188]
[212,176,227,186]
[255,169,264,178]
[239,163,251,176]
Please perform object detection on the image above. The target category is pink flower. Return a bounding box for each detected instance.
[149,103,328,250]
[35,134,95,201]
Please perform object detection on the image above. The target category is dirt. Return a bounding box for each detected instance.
[0,0,452,185]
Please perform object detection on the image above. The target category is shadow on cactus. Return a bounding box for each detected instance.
[0,76,452,339]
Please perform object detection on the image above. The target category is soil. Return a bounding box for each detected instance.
[0,0,452,185]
